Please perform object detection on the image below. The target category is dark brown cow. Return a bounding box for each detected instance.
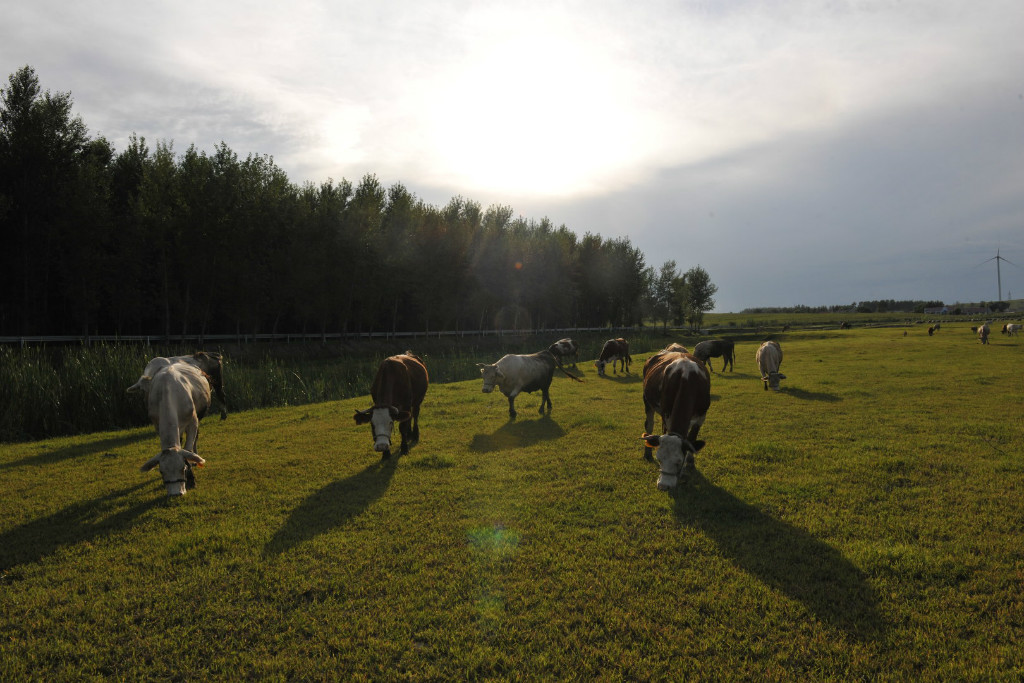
[693,339,735,372]
[595,338,631,376]
[354,352,428,459]
[640,348,711,490]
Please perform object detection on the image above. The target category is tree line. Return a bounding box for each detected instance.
[0,66,716,337]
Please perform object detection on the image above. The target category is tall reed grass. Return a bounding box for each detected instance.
[0,331,674,443]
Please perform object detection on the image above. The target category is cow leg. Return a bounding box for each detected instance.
[686,418,705,470]
[540,386,552,414]
[410,407,420,446]
[399,420,412,455]
[643,403,655,461]
[505,391,518,420]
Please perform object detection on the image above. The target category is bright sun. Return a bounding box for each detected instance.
[427,27,653,198]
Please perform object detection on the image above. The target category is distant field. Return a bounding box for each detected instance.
[2,325,1022,680]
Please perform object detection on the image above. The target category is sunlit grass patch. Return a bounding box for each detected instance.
[2,327,1023,679]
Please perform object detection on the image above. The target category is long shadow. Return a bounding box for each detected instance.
[263,460,398,557]
[598,373,643,384]
[711,371,758,380]
[672,471,884,640]
[469,416,566,453]
[0,481,160,572]
[0,431,153,472]
[782,387,842,402]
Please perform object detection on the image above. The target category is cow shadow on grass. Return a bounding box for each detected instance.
[710,371,758,380]
[263,460,397,557]
[671,471,885,641]
[782,387,842,402]
[469,416,566,453]
[0,481,160,572]
[596,373,642,384]
[0,431,152,472]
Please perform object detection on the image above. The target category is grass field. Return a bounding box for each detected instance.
[2,324,1022,680]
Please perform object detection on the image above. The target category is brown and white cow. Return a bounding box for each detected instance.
[354,352,428,459]
[1001,323,1021,336]
[547,338,580,367]
[129,352,228,420]
[978,324,990,345]
[640,348,711,490]
[693,339,735,373]
[139,363,211,496]
[756,340,786,391]
[595,338,631,377]
[478,350,558,420]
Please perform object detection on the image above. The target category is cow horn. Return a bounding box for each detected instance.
[640,433,660,447]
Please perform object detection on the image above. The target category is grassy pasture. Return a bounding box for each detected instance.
[1,325,1022,680]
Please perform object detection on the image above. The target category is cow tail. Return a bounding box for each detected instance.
[557,365,585,382]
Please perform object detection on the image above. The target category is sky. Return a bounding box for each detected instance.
[4,0,1023,312]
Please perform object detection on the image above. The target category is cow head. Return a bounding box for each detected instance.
[594,360,607,376]
[477,363,503,393]
[126,374,153,395]
[762,371,786,391]
[141,448,205,497]
[641,433,704,490]
[354,406,410,454]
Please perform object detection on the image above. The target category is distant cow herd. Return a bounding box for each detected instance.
[132,320,1015,495]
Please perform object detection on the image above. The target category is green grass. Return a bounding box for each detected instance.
[2,325,1023,680]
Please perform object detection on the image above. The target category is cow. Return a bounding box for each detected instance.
[547,338,580,367]
[756,340,786,391]
[595,338,631,377]
[1002,323,1021,336]
[354,352,428,459]
[978,324,990,345]
[928,326,935,336]
[478,350,558,420]
[139,363,211,496]
[839,322,851,330]
[128,352,228,420]
[693,339,735,373]
[640,348,711,491]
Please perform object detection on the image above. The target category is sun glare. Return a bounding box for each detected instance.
[428,28,653,198]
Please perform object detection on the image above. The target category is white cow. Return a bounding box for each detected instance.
[139,363,211,496]
[978,323,991,345]
[1002,323,1021,336]
[128,352,227,419]
[478,351,557,420]
[756,341,786,391]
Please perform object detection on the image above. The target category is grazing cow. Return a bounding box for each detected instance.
[129,352,228,420]
[547,338,580,367]
[139,363,211,496]
[478,350,559,420]
[640,349,711,490]
[756,341,786,391]
[839,322,851,330]
[693,339,735,373]
[354,352,428,459]
[1002,323,1021,336]
[978,324,990,345]
[595,338,631,377]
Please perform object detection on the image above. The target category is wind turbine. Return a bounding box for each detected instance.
[981,249,1018,302]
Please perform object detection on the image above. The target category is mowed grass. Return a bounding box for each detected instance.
[1,325,1022,680]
